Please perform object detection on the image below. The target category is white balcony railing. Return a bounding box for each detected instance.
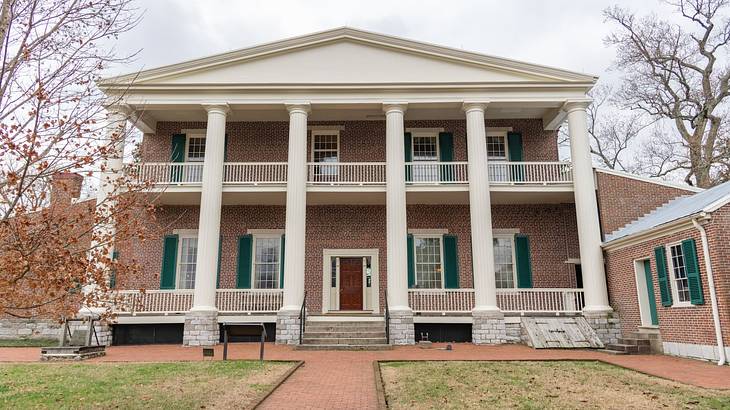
[307,162,386,185]
[131,163,204,185]
[114,289,284,314]
[408,288,585,314]
[405,162,469,184]
[223,162,287,185]
[488,161,572,185]
[216,289,283,313]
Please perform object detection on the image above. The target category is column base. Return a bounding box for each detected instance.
[183,310,219,346]
[472,309,507,345]
[388,309,415,345]
[275,309,301,345]
[583,310,621,345]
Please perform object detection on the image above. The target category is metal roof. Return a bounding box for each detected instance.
[604,180,730,243]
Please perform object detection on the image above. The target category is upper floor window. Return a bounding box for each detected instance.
[487,134,507,160]
[253,235,281,289]
[494,235,516,288]
[312,131,339,163]
[177,233,198,289]
[667,243,691,304]
[412,134,438,162]
[186,135,206,162]
[414,235,443,289]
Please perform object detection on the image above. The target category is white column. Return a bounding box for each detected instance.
[281,103,310,310]
[383,103,410,311]
[565,100,612,313]
[464,102,499,312]
[191,103,228,312]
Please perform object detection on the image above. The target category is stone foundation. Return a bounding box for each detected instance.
[583,311,621,345]
[388,309,415,345]
[504,319,523,343]
[68,320,113,346]
[183,310,219,346]
[472,310,507,344]
[0,319,62,341]
[275,309,301,344]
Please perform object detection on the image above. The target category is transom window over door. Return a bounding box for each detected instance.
[667,243,691,304]
[311,131,339,182]
[414,235,443,288]
[253,236,281,289]
[177,235,198,289]
[411,133,439,182]
[494,236,516,288]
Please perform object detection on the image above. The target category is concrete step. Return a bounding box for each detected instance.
[295,344,392,351]
[629,331,661,340]
[305,324,385,332]
[302,337,387,345]
[303,331,386,339]
[618,337,651,346]
[605,343,651,354]
[596,348,629,355]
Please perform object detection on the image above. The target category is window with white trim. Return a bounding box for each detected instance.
[253,235,281,289]
[414,235,443,289]
[311,131,340,182]
[486,135,507,160]
[411,133,439,182]
[186,135,206,162]
[667,243,691,304]
[177,234,198,289]
[493,235,516,288]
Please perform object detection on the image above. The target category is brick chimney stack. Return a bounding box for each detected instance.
[50,172,84,206]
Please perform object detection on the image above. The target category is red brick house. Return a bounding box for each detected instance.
[4,28,721,358]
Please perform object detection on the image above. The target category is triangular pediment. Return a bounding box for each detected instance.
[102,28,596,87]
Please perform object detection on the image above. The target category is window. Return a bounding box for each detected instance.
[411,133,439,182]
[493,236,516,288]
[186,135,206,162]
[486,135,507,159]
[311,131,339,182]
[253,235,281,289]
[177,235,198,289]
[414,235,443,288]
[667,243,691,304]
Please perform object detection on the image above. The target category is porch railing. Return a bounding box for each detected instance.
[405,162,469,184]
[223,162,288,185]
[307,162,386,185]
[215,289,283,313]
[130,163,204,185]
[408,288,585,314]
[487,161,572,185]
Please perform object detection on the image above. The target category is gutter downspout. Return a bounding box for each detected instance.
[692,217,727,366]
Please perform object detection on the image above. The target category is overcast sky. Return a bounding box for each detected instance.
[113,0,673,84]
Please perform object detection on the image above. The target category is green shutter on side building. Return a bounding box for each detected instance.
[514,234,533,288]
[442,234,459,289]
[160,235,179,289]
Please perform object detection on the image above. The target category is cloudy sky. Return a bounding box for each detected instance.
[113,0,673,84]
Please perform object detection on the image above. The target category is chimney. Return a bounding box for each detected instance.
[50,172,84,205]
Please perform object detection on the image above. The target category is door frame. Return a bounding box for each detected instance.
[633,258,659,327]
[322,249,379,314]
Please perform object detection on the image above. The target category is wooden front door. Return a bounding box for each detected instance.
[339,257,363,310]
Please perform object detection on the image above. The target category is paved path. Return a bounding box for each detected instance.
[2,343,729,409]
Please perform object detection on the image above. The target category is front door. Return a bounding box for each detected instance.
[339,257,363,310]
[636,259,659,326]
[642,259,659,326]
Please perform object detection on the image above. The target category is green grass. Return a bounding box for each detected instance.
[0,338,58,347]
[0,360,294,409]
[380,361,730,410]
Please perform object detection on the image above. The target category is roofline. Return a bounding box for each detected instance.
[602,213,709,251]
[595,167,703,193]
[99,26,598,87]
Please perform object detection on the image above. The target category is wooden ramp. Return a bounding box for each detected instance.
[521,317,604,349]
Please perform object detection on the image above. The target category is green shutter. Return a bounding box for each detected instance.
[236,235,253,289]
[224,133,229,162]
[160,235,179,289]
[170,134,186,182]
[514,234,533,288]
[654,246,672,307]
[404,132,412,182]
[279,235,285,289]
[407,234,415,288]
[216,235,222,288]
[682,238,704,305]
[442,234,459,289]
[438,132,454,182]
[109,250,119,289]
[507,132,524,182]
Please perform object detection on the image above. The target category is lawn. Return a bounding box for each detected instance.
[380,361,730,409]
[0,360,294,409]
[0,338,58,347]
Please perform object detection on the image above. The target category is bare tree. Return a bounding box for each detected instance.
[0,0,153,320]
[605,0,730,187]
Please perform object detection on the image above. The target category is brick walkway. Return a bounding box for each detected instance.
[2,343,729,409]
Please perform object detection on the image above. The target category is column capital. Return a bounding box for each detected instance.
[382,102,408,114]
[562,99,592,113]
[202,102,230,115]
[462,101,489,113]
[105,104,133,117]
[285,102,311,115]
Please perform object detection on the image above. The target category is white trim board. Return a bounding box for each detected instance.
[595,168,702,193]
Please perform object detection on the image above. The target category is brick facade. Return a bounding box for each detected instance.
[604,204,730,348]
